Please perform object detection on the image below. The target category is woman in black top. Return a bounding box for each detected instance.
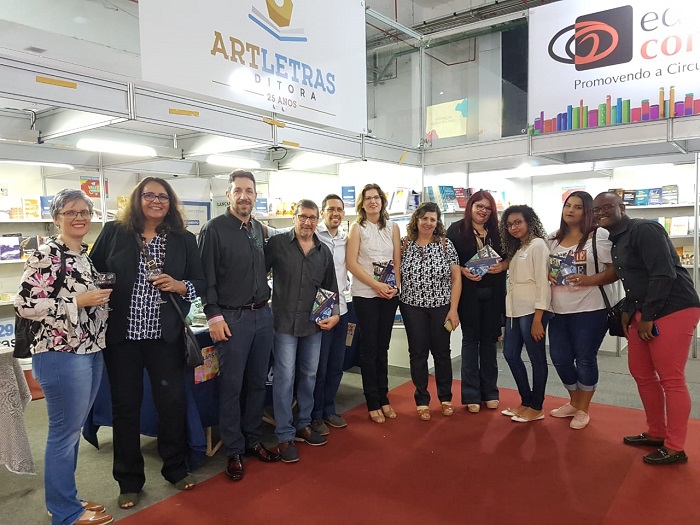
[446,191,508,413]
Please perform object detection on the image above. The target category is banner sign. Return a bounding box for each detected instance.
[139,0,368,134]
[528,0,700,134]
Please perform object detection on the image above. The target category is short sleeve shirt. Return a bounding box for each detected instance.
[399,238,459,308]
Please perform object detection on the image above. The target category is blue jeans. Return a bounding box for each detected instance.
[548,309,607,391]
[312,313,348,420]
[460,339,499,405]
[272,331,323,442]
[33,351,104,525]
[503,313,553,411]
[217,307,273,457]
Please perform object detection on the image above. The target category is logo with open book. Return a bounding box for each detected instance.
[249,0,308,42]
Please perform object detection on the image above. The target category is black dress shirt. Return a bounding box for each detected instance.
[265,229,339,337]
[607,216,699,321]
[198,210,270,320]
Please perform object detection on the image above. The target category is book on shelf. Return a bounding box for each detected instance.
[309,288,337,323]
[22,197,41,219]
[634,189,649,206]
[372,259,396,287]
[454,187,467,209]
[657,217,672,234]
[549,250,585,286]
[0,196,24,220]
[254,197,268,217]
[406,191,420,212]
[388,188,411,214]
[608,188,624,199]
[622,190,636,206]
[0,235,21,260]
[648,188,662,206]
[464,246,502,277]
[439,185,458,212]
[40,195,54,219]
[661,184,679,205]
[341,186,356,209]
[20,235,40,259]
[669,216,689,236]
[681,246,695,266]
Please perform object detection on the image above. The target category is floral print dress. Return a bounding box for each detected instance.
[14,237,107,354]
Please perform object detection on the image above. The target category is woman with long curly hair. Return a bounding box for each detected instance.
[399,202,461,421]
[499,205,553,423]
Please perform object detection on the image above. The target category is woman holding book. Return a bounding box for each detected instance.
[499,205,552,423]
[447,191,507,414]
[347,184,402,424]
[399,202,461,420]
[546,191,617,429]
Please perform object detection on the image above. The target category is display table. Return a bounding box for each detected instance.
[0,349,35,474]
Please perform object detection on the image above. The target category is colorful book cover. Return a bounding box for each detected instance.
[549,251,585,286]
[608,188,624,199]
[22,197,41,219]
[661,185,679,205]
[439,185,458,211]
[254,197,268,217]
[0,236,21,260]
[648,188,662,206]
[40,195,54,219]
[634,189,649,207]
[454,187,467,209]
[341,186,356,209]
[372,260,396,287]
[464,246,502,277]
[194,345,219,384]
[309,288,337,323]
[19,235,39,259]
[622,190,636,206]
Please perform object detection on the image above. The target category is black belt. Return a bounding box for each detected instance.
[219,301,268,311]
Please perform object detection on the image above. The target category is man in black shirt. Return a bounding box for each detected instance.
[198,170,280,482]
[593,192,700,466]
[265,199,340,463]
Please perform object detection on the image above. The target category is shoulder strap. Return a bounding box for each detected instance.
[592,229,612,312]
[401,237,409,256]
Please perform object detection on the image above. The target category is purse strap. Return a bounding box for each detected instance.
[591,229,612,312]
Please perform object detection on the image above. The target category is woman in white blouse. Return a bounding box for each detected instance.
[547,191,617,430]
[399,202,461,421]
[499,205,552,423]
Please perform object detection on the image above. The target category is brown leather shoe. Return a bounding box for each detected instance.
[82,501,106,513]
[225,454,244,481]
[246,443,282,462]
[75,510,114,525]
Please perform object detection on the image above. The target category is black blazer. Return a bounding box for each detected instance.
[90,221,206,345]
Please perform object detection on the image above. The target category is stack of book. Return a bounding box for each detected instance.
[464,246,501,277]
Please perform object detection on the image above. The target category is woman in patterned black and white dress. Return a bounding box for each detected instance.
[398,202,461,421]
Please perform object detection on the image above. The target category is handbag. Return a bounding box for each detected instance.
[168,293,204,368]
[13,246,67,358]
[592,230,626,337]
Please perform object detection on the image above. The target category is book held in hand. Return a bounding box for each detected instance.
[550,250,585,286]
[373,260,396,287]
[464,245,502,277]
[309,288,337,323]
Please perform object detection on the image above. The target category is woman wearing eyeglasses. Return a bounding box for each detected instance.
[90,177,205,509]
[446,191,507,414]
[546,191,617,430]
[499,205,552,423]
[346,183,401,424]
[15,189,114,525]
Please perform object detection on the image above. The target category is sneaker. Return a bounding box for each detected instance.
[550,403,577,418]
[570,410,590,430]
[278,441,299,463]
[324,414,347,428]
[294,426,328,446]
[311,419,330,436]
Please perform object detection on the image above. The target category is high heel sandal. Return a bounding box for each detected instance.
[381,404,397,419]
[441,402,454,416]
[369,410,386,424]
[417,406,431,421]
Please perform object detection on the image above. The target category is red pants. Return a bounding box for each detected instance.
[628,307,700,451]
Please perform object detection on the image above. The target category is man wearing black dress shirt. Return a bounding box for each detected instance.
[198,170,281,482]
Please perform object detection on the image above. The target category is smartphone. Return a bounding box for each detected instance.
[651,323,660,336]
[444,319,453,332]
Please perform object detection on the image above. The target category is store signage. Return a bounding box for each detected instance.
[528,0,700,134]
[139,0,367,134]
[80,176,108,199]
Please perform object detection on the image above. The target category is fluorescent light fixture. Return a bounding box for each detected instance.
[288,152,350,170]
[206,155,261,169]
[0,160,74,170]
[76,138,157,157]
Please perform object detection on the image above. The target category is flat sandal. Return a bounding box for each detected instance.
[441,402,454,416]
[417,405,431,421]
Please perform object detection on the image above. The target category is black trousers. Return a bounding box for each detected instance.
[399,302,453,406]
[103,338,188,493]
[353,296,399,411]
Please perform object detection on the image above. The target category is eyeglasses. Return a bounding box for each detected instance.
[142,192,171,203]
[592,203,616,214]
[364,195,382,202]
[58,210,92,219]
[506,219,524,229]
[296,214,318,223]
[474,204,492,212]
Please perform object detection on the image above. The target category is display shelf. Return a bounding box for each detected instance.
[0,300,14,307]
[0,260,25,265]
[0,219,53,224]
[625,203,695,210]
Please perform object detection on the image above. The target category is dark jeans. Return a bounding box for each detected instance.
[217,306,273,457]
[460,338,499,405]
[312,313,349,420]
[103,338,187,493]
[503,313,553,411]
[353,295,399,411]
[548,309,607,391]
[400,302,453,406]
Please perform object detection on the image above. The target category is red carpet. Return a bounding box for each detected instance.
[118,380,700,525]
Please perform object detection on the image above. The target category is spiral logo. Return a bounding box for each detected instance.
[547,5,633,71]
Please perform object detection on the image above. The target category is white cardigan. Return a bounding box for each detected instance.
[505,237,552,318]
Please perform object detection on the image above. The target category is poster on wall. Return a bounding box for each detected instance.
[182,201,211,235]
[528,0,700,134]
[81,176,109,199]
[139,0,368,134]
[425,99,468,140]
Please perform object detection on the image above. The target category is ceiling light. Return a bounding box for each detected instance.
[287,152,350,170]
[0,160,74,170]
[76,138,157,157]
[206,155,261,169]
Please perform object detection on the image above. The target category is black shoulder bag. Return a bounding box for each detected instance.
[592,230,626,337]
[14,246,68,358]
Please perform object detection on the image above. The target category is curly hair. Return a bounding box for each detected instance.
[355,183,389,229]
[550,191,595,252]
[116,176,187,234]
[406,202,446,241]
[499,204,547,260]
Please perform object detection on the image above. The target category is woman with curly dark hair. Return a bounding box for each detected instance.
[90,177,206,508]
[399,202,461,421]
[498,205,553,423]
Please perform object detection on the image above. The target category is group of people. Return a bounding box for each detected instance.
[15,173,700,525]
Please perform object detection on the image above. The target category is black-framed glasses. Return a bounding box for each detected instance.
[592,203,616,214]
[474,204,492,212]
[364,195,382,202]
[59,210,92,219]
[506,219,524,229]
[296,214,318,223]
[142,192,171,203]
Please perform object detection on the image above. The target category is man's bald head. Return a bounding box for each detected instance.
[592,192,625,230]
